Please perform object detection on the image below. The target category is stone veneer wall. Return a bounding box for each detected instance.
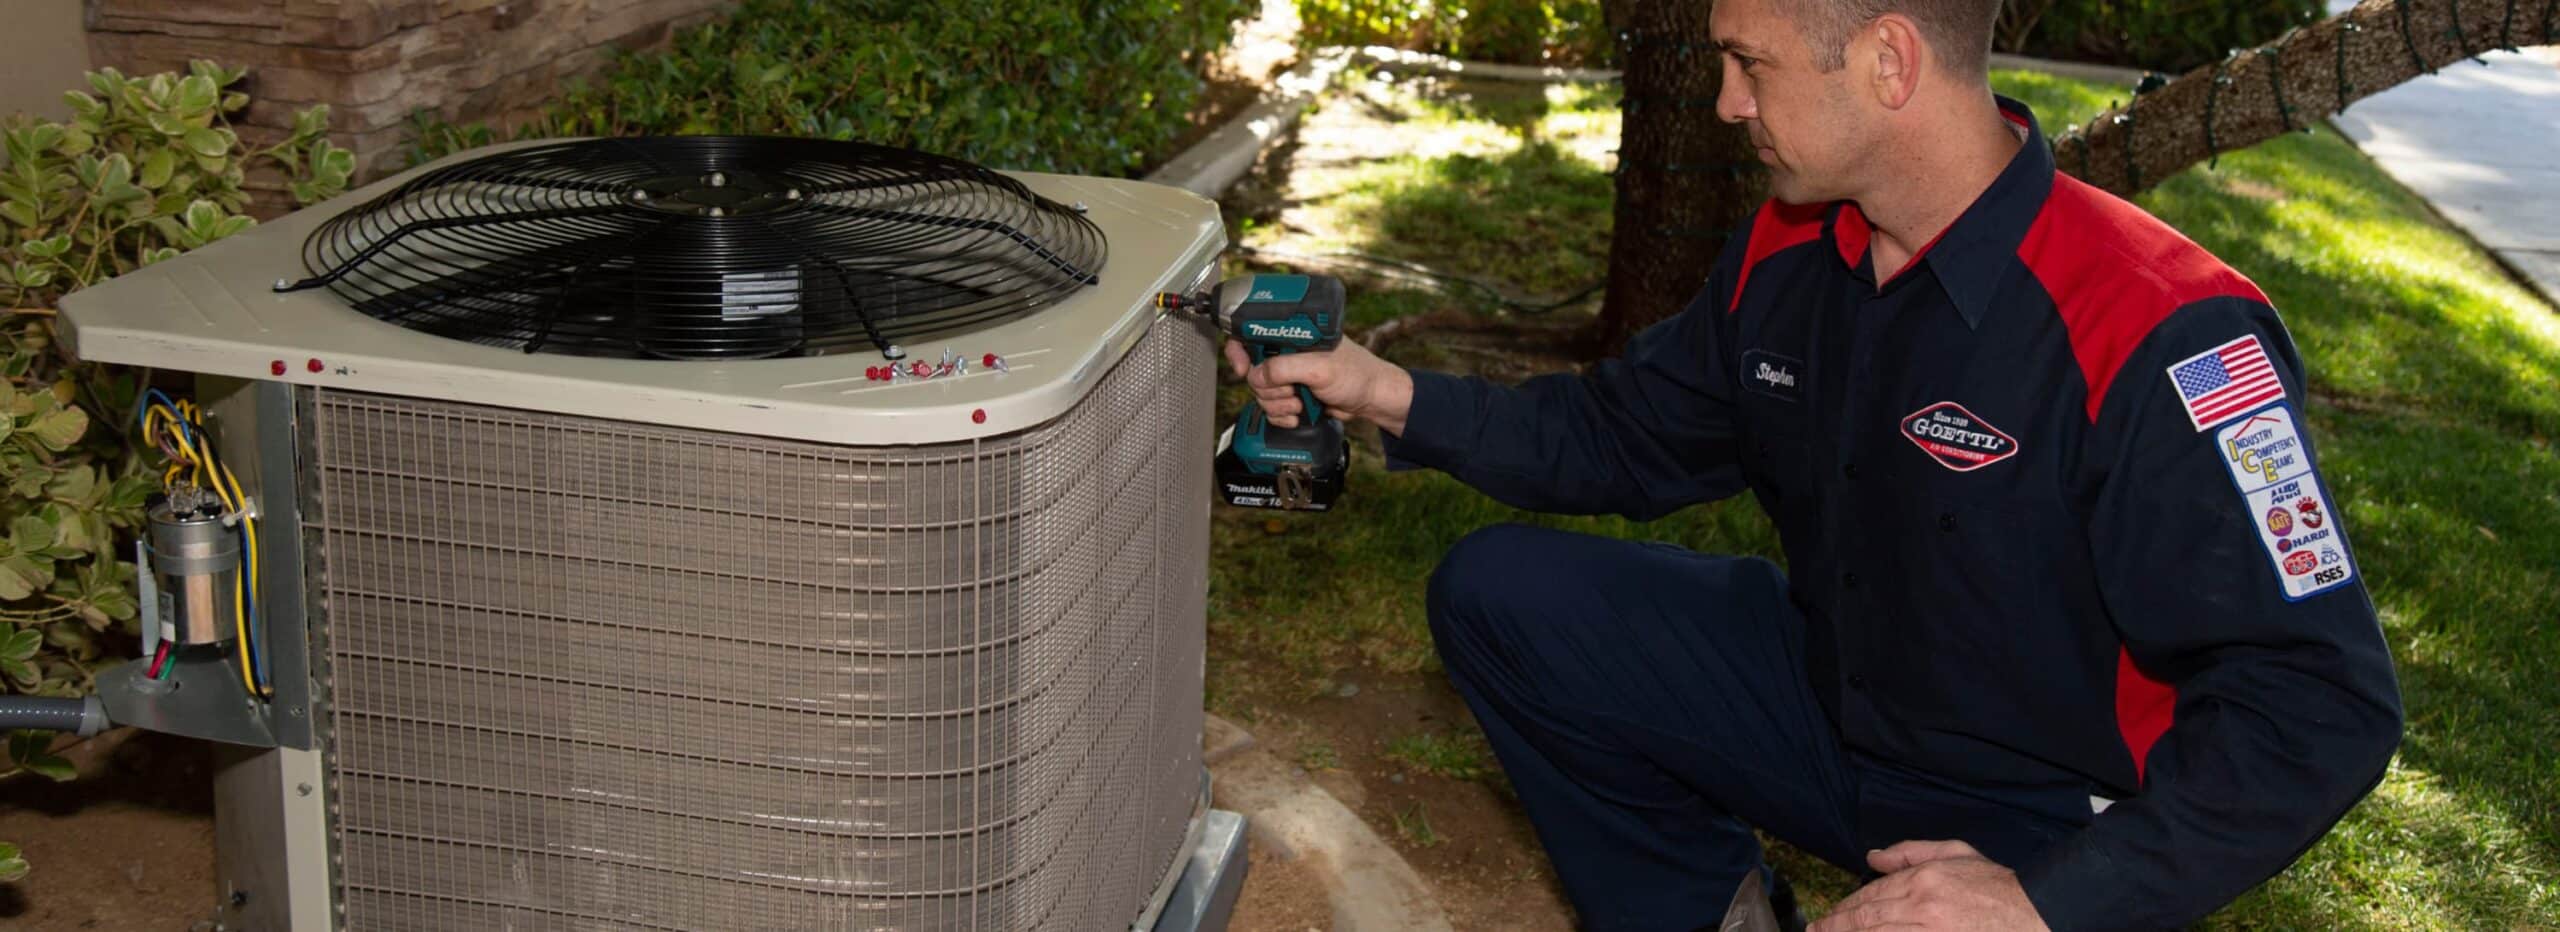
[84,0,732,192]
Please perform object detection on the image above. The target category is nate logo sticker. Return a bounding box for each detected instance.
[1900,402,2018,472]
[1741,349,1805,402]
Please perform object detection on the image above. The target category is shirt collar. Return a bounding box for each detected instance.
[1823,96,2055,329]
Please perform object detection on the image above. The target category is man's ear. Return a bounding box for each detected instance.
[1866,13,1927,110]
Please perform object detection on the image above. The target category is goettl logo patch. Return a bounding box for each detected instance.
[1900,401,2018,472]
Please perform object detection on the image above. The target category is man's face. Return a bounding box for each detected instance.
[1711,0,1876,204]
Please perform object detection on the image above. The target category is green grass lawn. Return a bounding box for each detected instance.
[1211,66,2560,928]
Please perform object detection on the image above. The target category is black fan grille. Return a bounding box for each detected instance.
[285,137,1107,360]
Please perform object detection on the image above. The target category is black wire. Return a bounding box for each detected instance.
[2447,0,2478,63]
[1233,245,1606,315]
[2117,95,2140,192]
[2264,36,2300,133]
[2401,0,2435,73]
[2205,56,2229,169]
[2501,0,2518,49]
[2338,21,2362,113]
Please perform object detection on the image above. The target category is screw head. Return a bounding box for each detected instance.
[270,360,287,376]
[297,782,313,796]
[306,358,324,373]
[883,344,906,360]
[272,277,293,291]
[971,409,987,424]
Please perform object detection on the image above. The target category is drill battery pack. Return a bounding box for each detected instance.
[1214,421,1348,511]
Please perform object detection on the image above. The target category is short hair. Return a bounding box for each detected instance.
[1788,0,2000,76]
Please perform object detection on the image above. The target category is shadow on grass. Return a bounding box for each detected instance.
[1337,140,1616,300]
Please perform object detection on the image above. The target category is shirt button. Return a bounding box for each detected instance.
[1849,674,1870,691]
[1841,462,1860,479]
[1842,572,1860,589]
[1939,512,1958,532]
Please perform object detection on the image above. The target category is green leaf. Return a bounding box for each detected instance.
[0,556,42,601]
[27,405,86,450]
[10,514,54,551]
[42,622,94,657]
[0,628,38,663]
[173,74,219,116]
[181,126,228,159]
[20,233,73,259]
[145,110,189,137]
[0,841,26,883]
[209,215,254,241]
[139,147,176,189]
[44,464,98,505]
[0,200,37,230]
[18,752,73,783]
[56,124,93,156]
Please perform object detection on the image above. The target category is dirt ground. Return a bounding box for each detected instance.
[0,731,220,930]
[1224,673,1579,932]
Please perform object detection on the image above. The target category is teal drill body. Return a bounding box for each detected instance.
[1177,273,1351,510]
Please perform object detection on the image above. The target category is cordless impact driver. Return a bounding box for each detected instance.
[1162,273,1350,511]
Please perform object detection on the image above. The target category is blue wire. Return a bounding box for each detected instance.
[141,387,269,694]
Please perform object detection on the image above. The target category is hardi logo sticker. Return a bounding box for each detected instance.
[1900,402,2018,472]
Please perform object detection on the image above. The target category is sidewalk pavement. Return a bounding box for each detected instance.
[2324,0,2560,309]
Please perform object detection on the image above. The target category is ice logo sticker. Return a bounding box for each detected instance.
[1900,401,2018,472]
[2215,404,2356,600]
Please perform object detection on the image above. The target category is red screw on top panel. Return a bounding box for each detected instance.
[983,353,998,368]
[270,360,286,376]
[306,358,324,373]
[972,409,987,424]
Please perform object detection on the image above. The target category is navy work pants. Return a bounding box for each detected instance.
[1427,524,2096,931]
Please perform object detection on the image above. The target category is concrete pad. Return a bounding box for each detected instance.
[1208,715,1457,932]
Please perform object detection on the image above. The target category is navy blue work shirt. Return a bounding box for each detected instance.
[1382,99,2403,930]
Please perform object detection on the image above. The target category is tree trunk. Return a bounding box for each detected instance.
[1590,0,1765,353]
[2057,0,2560,197]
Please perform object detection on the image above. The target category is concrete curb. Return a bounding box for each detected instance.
[1144,44,1626,200]
[1206,714,1457,932]
[1145,48,1356,199]
[1353,45,1622,83]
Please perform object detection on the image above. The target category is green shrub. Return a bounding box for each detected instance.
[1295,0,1611,66]
[408,0,1257,175]
[1,59,347,866]
[2006,0,2325,74]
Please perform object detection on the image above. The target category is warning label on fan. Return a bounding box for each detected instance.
[720,269,801,317]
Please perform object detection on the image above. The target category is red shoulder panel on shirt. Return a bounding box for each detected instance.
[2018,174,2270,421]
[1728,199,1829,313]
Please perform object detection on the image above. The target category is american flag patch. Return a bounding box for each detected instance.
[2166,335,2285,430]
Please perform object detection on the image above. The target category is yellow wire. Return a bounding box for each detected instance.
[141,398,263,697]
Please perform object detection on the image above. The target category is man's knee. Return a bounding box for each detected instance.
[1426,522,1554,639]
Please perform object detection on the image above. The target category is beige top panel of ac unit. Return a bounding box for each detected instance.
[57,142,1224,446]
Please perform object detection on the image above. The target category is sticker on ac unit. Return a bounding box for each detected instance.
[2215,404,2354,600]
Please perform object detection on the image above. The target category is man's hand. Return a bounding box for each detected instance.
[1222,335,1416,435]
[1807,840,2050,932]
